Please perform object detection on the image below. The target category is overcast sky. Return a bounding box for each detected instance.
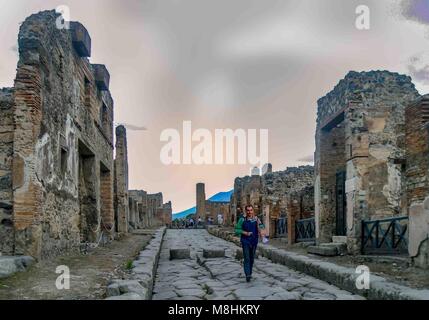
[1,0,428,213]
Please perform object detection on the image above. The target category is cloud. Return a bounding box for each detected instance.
[297,154,314,164]
[407,53,429,84]
[10,45,17,53]
[117,123,148,131]
[400,0,429,26]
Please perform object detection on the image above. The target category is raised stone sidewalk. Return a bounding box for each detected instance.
[0,256,35,279]
[207,227,429,300]
[105,227,166,300]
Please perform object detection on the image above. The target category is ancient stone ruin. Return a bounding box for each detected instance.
[314,71,421,254]
[0,11,172,260]
[230,166,314,240]
[195,183,231,225]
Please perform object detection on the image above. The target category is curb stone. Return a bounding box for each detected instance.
[0,256,35,279]
[207,227,429,300]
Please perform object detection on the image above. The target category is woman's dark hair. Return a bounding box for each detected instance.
[245,204,254,211]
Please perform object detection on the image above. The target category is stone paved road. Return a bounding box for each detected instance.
[152,229,364,300]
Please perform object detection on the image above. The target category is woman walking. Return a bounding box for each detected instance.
[235,205,265,282]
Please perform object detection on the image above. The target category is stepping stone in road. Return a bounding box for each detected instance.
[203,248,225,258]
[170,248,191,260]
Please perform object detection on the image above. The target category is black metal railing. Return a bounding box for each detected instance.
[361,216,408,255]
[295,217,315,242]
[275,217,287,237]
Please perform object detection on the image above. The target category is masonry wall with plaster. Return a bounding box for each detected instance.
[0,11,116,259]
[405,94,429,268]
[0,10,174,261]
[315,71,421,254]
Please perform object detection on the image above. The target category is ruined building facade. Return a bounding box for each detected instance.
[0,11,172,260]
[315,71,421,254]
[129,191,172,228]
[230,166,314,239]
[0,12,115,259]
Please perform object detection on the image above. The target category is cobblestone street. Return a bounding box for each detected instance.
[152,229,364,300]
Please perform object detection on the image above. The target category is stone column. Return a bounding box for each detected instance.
[288,200,299,245]
[409,198,429,269]
[134,199,140,228]
[263,204,270,238]
[114,125,129,233]
[196,183,206,221]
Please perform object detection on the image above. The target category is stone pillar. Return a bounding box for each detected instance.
[163,201,172,226]
[288,200,300,245]
[136,203,142,228]
[100,167,114,238]
[114,125,129,233]
[128,198,136,229]
[409,197,429,269]
[12,47,45,258]
[134,199,140,228]
[196,183,206,221]
[263,204,270,238]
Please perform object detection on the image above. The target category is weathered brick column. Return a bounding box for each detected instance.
[12,47,44,258]
[196,183,206,221]
[114,125,129,233]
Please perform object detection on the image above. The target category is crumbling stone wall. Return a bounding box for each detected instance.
[128,197,138,230]
[0,88,15,255]
[193,183,231,225]
[230,166,314,238]
[0,11,115,259]
[147,193,163,226]
[129,190,148,227]
[155,201,172,226]
[315,71,420,254]
[205,201,231,225]
[129,190,171,228]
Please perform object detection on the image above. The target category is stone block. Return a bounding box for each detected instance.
[169,248,191,260]
[109,280,149,299]
[106,283,120,297]
[92,64,110,91]
[105,292,143,300]
[202,248,225,258]
[320,242,347,255]
[70,22,91,57]
[307,245,338,257]
[332,236,347,244]
[0,256,35,279]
